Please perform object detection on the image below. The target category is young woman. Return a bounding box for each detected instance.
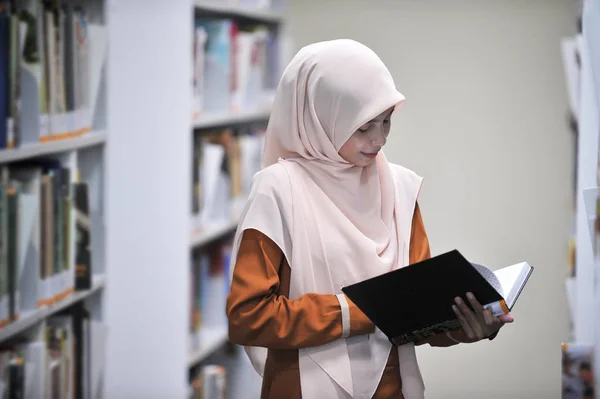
[226,39,514,399]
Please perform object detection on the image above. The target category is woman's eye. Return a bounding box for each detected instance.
[383,119,390,125]
[359,126,370,132]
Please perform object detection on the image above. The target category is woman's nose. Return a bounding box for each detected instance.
[371,126,386,147]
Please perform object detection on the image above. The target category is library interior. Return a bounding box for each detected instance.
[0,0,598,398]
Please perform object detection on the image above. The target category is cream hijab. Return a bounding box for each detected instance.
[229,39,425,398]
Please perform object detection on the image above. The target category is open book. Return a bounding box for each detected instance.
[341,250,534,346]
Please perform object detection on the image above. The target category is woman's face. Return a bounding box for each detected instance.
[338,106,394,167]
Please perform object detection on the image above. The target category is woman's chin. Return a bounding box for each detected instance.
[354,159,376,168]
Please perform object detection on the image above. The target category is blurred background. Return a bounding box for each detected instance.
[0,0,597,398]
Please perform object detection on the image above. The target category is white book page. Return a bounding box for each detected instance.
[199,144,225,226]
[493,262,531,308]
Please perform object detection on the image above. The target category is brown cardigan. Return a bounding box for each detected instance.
[226,204,470,398]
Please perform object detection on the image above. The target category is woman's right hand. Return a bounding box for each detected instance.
[451,292,514,341]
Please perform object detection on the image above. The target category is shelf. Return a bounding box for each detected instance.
[190,219,239,248]
[0,131,107,164]
[193,109,271,129]
[0,275,106,343]
[188,324,229,367]
[194,1,282,24]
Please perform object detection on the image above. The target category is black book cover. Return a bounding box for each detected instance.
[341,250,504,346]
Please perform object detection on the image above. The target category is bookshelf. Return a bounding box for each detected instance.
[561,0,600,397]
[103,0,288,397]
[0,0,108,397]
[188,2,289,396]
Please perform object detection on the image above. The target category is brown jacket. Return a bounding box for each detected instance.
[226,204,465,398]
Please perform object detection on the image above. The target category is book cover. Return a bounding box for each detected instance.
[342,249,533,346]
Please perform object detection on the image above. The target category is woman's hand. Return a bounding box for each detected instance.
[451,292,514,342]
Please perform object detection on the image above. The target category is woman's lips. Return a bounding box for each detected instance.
[361,152,378,158]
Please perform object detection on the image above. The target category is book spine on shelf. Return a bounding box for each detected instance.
[192,15,280,121]
[0,158,94,325]
[73,182,90,290]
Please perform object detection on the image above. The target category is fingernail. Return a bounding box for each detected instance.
[467,292,474,300]
[455,297,461,304]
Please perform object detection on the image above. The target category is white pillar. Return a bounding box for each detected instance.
[104,0,192,397]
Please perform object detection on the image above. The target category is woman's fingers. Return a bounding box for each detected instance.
[482,306,495,326]
[452,304,475,339]
[453,293,513,341]
[454,296,485,339]
[466,292,485,314]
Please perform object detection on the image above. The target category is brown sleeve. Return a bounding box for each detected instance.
[226,229,375,350]
[410,203,468,347]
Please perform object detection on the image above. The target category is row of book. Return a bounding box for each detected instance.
[562,342,595,399]
[0,0,107,149]
[0,311,105,399]
[192,16,279,118]
[189,240,232,351]
[0,160,92,330]
[192,126,265,229]
[190,364,227,399]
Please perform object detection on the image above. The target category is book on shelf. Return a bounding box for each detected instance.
[190,364,227,399]
[0,159,93,331]
[561,34,583,126]
[562,342,595,399]
[0,0,107,149]
[0,311,107,399]
[189,241,232,352]
[342,250,534,346]
[192,126,265,229]
[192,16,280,119]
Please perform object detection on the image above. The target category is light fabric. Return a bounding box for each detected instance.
[336,293,352,338]
[228,39,426,398]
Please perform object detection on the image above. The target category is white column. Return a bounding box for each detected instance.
[104,0,192,397]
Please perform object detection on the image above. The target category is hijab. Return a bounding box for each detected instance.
[229,39,426,399]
